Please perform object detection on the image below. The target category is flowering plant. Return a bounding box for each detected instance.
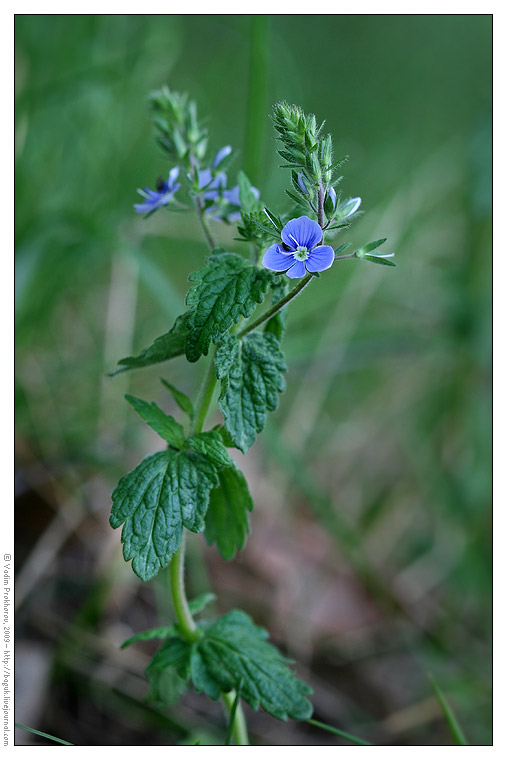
[109,87,394,745]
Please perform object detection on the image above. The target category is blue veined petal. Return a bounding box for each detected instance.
[212,145,232,168]
[281,216,322,250]
[286,260,307,279]
[305,245,335,273]
[262,245,293,272]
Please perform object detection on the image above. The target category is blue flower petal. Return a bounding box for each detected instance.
[286,260,307,279]
[305,245,335,273]
[281,216,322,250]
[212,145,232,168]
[262,245,293,272]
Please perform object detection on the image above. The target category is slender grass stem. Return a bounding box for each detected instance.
[244,15,269,184]
[15,723,74,746]
[307,718,372,746]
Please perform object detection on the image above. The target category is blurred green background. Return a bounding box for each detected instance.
[15,14,491,746]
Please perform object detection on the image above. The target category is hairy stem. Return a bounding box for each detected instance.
[195,195,217,250]
[169,534,199,641]
[191,348,218,436]
[237,273,313,338]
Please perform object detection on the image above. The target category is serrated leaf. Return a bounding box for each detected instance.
[205,466,253,560]
[192,610,313,721]
[125,395,185,448]
[110,448,221,581]
[147,636,193,679]
[121,625,179,649]
[147,665,188,707]
[160,379,194,418]
[186,430,233,468]
[110,314,188,375]
[184,254,272,362]
[188,592,216,615]
[215,333,287,454]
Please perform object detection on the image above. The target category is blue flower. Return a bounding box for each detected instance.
[198,169,259,222]
[212,145,232,168]
[262,215,335,279]
[133,167,180,214]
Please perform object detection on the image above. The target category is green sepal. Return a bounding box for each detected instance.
[184,253,273,363]
[125,394,185,448]
[205,465,253,560]
[215,332,287,454]
[334,242,351,256]
[160,379,194,418]
[110,314,188,375]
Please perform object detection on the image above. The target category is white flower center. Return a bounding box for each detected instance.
[294,245,309,261]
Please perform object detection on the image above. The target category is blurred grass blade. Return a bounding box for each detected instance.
[429,675,469,745]
[307,718,372,745]
[15,722,74,745]
[224,689,241,745]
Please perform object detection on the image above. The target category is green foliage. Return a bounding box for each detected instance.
[150,85,208,165]
[215,332,286,453]
[186,430,233,468]
[125,395,185,448]
[205,465,253,560]
[144,610,313,721]
[429,675,469,745]
[192,610,313,721]
[161,379,194,418]
[184,253,272,362]
[111,315,188,375]
[121,625,179,649]
[110,445,223,581]
[264,277,289,341]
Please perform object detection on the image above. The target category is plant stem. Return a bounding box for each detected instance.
[191,348,218,436]
[223,689,249,746]
[237,273,313,338]
[244,15,269,185]
[169,534,199,641]
[195,195,217,251]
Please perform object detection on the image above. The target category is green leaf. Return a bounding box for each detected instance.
[147,636,193,679]
[263,207,283,232]
[184,254,273,362]
[264,277,289,341]
[205,465,253,560]
[238,171,261,213]
[361,238,387,253]
[334,242,351,256]
[192,610,313,721]
[429,675,469,745]
[188,592,217,615]
[146,665,188,707]
[356,252,396,267]
[110,314,188,375]
[121,625,179,649]
[186,430,233,468]
[215,333,286,454]
[125,394,185,448]
[110,448,221,581]
[161,379,194,418]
